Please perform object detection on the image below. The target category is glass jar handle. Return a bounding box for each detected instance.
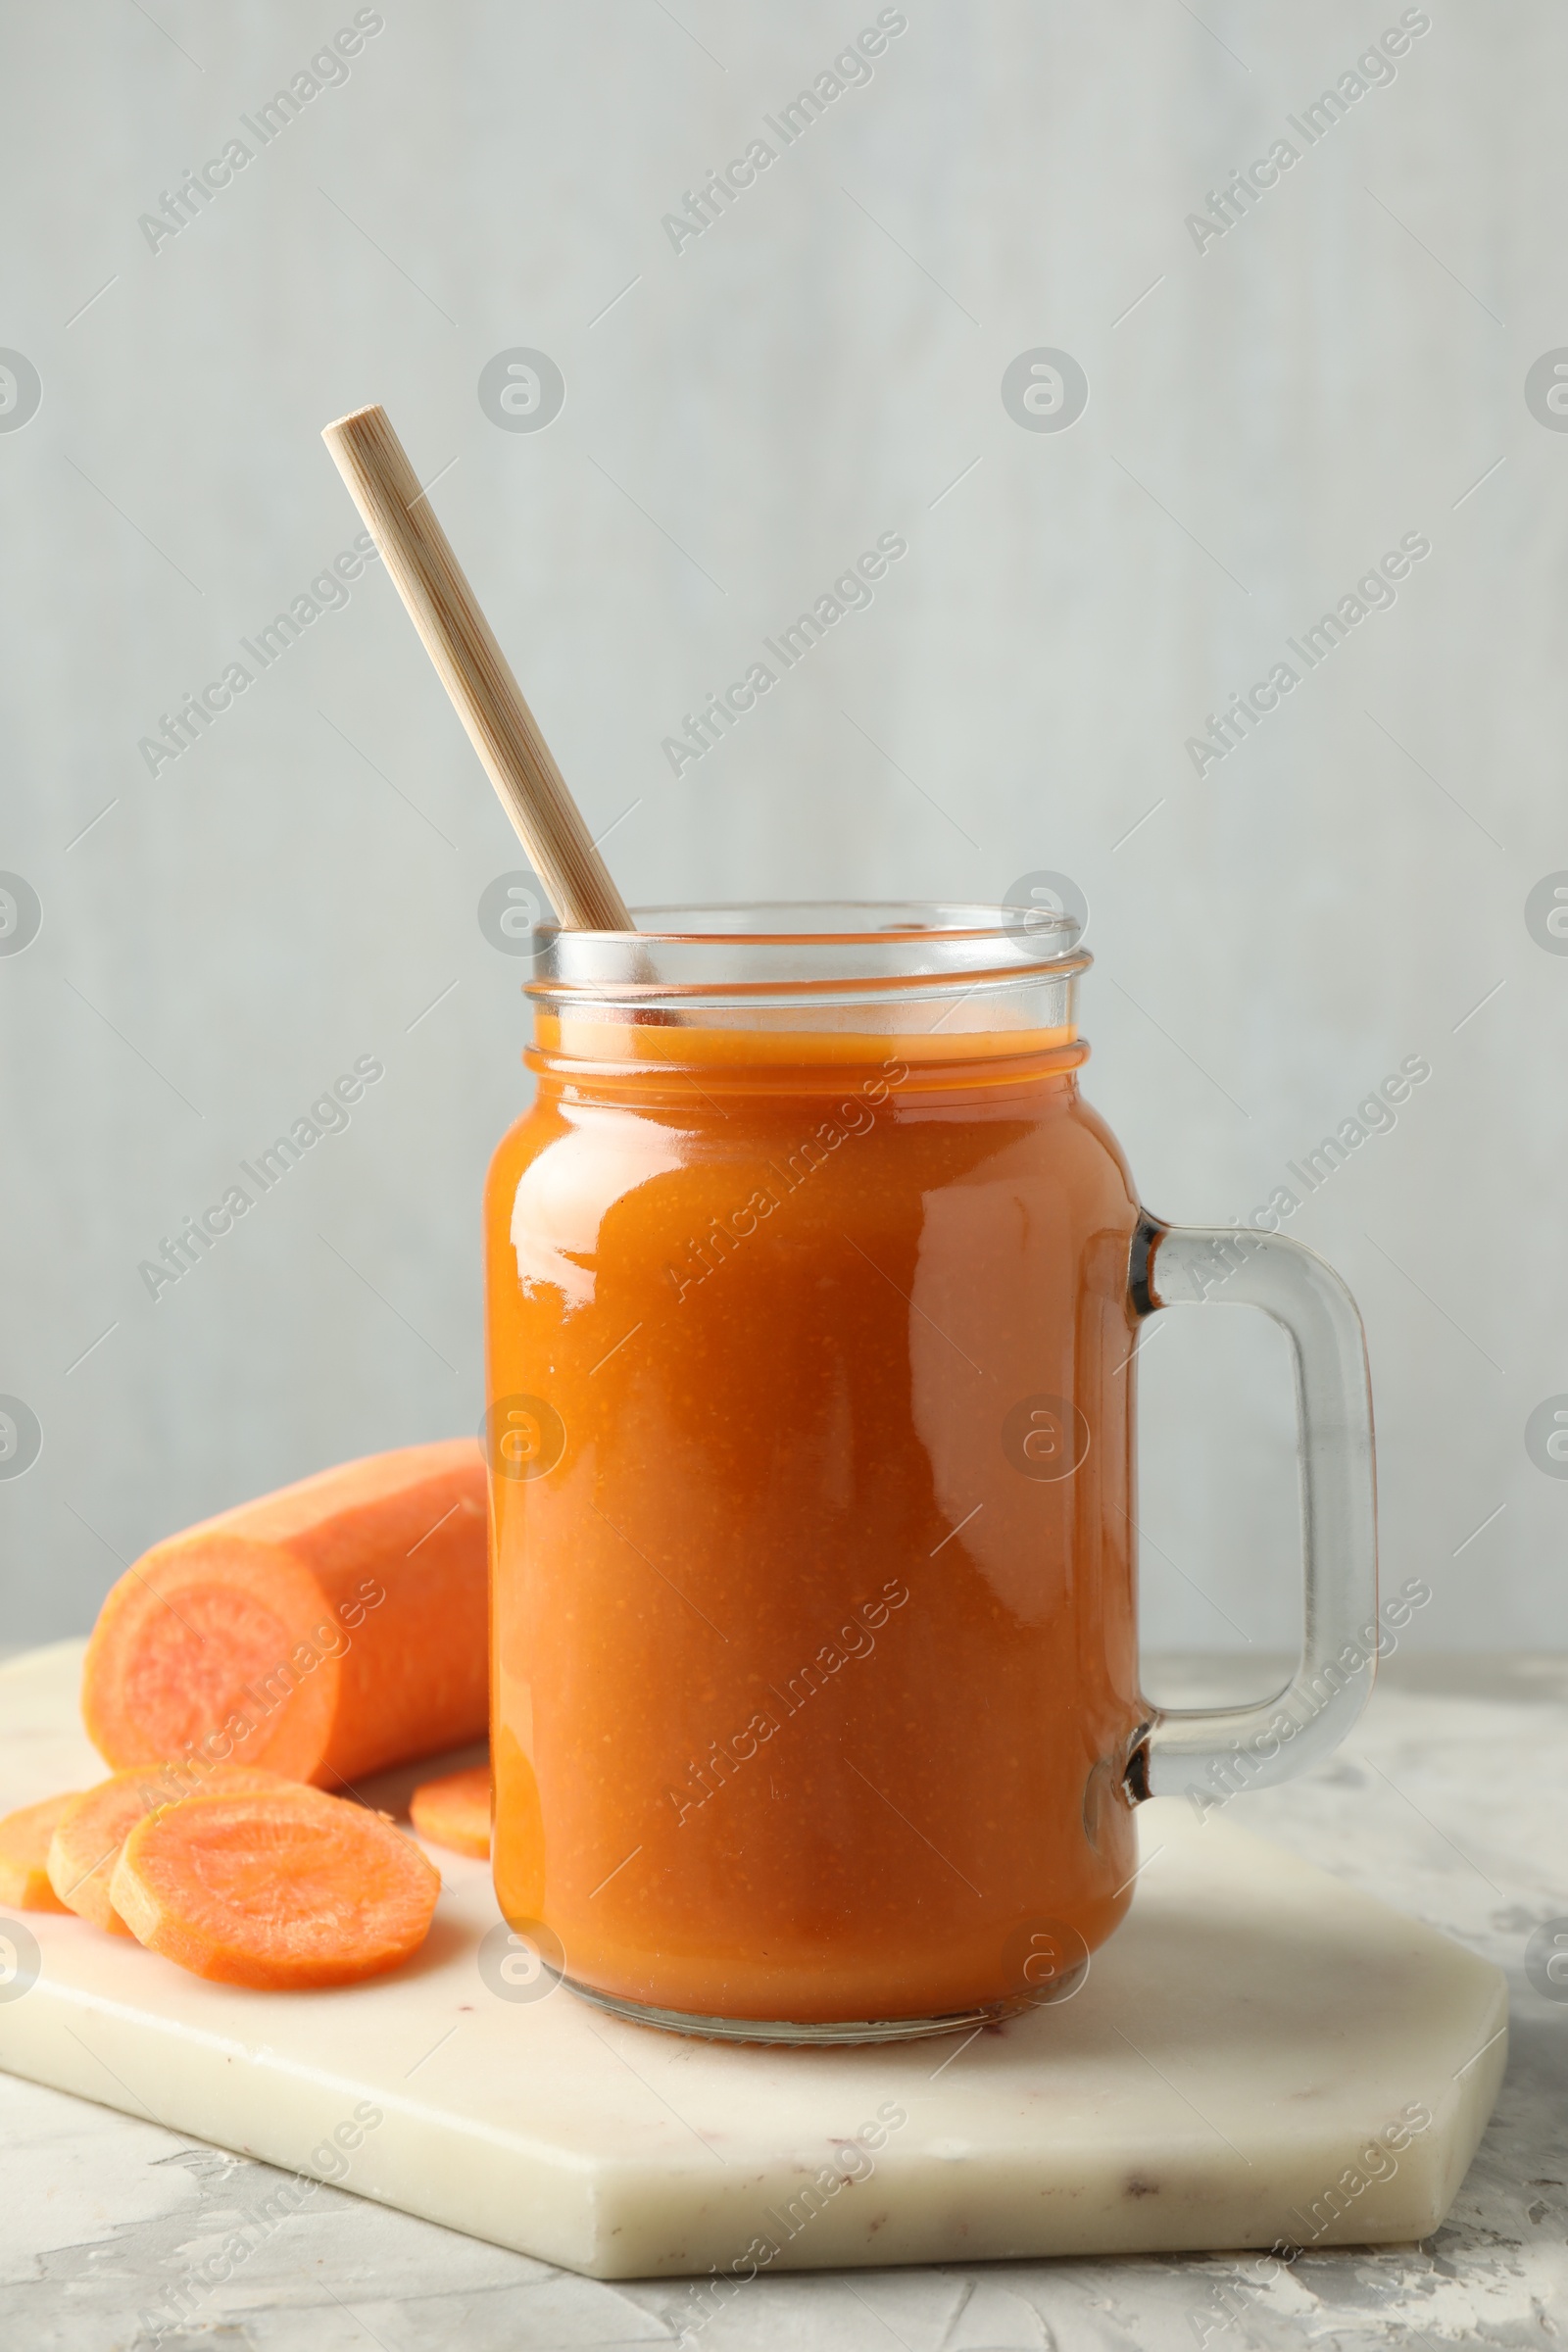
[1124,1215,1378,1807]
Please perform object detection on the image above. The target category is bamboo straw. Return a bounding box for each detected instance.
[321,403,632,933]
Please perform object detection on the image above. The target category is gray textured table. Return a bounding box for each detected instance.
[3,1654,1564,2351]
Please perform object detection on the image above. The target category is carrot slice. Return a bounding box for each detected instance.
[0,1793,80,1911]
[111,1785,441,1988]
[410,1763,491,1858]
[47,1766,294,1935]
[80,1440,487,1788]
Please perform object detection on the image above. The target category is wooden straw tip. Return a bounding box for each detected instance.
[321,402,388,446]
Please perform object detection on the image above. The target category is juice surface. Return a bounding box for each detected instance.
[485,1019,1147,2024]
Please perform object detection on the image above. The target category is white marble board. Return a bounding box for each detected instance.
[0,1642,1507,2282]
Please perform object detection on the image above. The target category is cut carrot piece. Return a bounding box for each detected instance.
[0,1793,80,1911]
[47,1766,294,1935]
[111,1785,441,1988]
[410,1763,491,1858]
[80,1440,487,1788]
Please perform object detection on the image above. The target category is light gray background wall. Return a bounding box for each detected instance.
[2,0,1560,1655]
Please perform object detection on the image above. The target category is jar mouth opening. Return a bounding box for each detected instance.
[524,901,1089,1009]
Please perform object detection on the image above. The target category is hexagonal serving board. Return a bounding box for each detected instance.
[0,1642,1505,2280]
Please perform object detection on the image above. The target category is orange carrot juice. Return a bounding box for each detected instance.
[485,938,1147,2032]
